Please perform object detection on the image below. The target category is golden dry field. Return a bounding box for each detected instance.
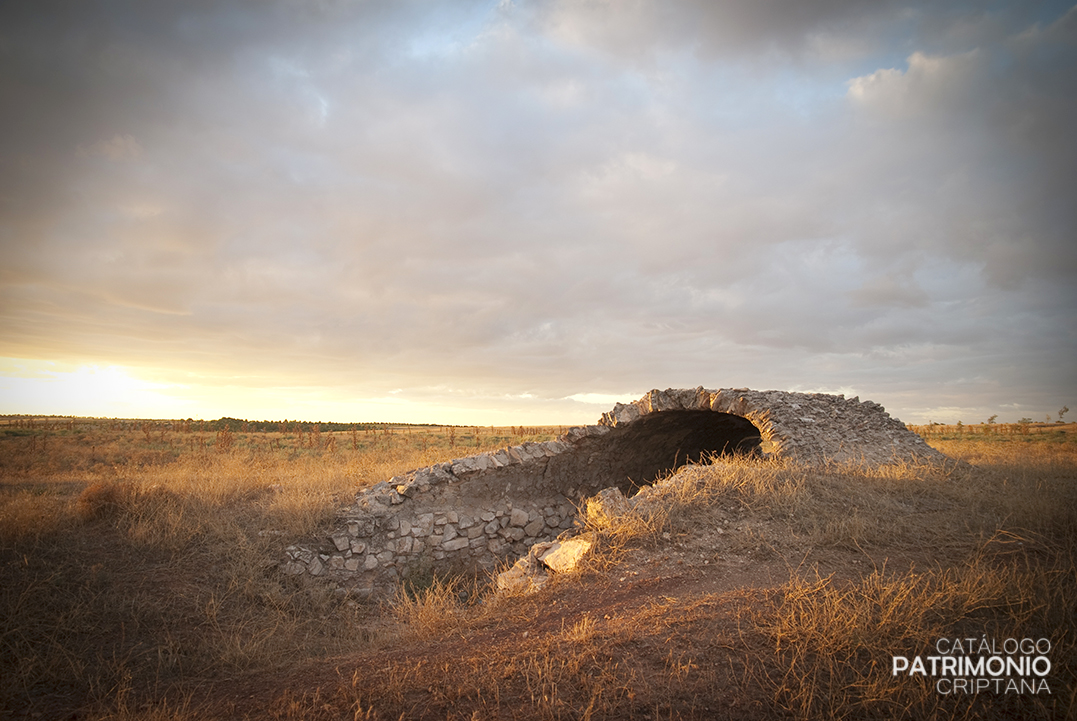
[2,418,1075,720]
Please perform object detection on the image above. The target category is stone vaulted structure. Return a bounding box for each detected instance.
[281,387,946,595]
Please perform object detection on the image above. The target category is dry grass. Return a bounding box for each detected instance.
[389,572,487,639]
[2,418,1075,719]
[0,419,556,718]
[751,536,1076,720]
[583,444,1077,560]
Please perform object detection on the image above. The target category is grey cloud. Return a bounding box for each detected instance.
[524,0,1073,65]
[842,14,1077,288]
[527,0,910,59]
[0,0,1074,422]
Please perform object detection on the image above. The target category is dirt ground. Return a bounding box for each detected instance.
[198,519,944,721]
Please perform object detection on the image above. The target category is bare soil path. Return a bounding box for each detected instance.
[197,528,938,721]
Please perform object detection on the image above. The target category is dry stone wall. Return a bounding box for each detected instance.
[281,387,946,596]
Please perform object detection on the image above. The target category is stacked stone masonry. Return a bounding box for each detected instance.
[280,387,947,596]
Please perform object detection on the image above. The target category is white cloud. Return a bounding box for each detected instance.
[846,50,984,118]
[566,392,645,406]
[78,134,144,161]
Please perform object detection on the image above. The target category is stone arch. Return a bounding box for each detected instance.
[280,386,947,595]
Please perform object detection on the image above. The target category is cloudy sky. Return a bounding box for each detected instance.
[1,0,1074,425]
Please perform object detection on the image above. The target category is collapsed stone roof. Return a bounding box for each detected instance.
[281,387,946,595]
[600,386,944,465]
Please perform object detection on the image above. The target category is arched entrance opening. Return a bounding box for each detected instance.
[591,410,762,495]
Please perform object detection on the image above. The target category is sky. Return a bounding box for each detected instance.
[1,0,1075,426]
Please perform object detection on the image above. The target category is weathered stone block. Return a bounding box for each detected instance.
[442,538,470,552]
[347,519,375,537]
[539,535,593,573]
[500,526,525,541]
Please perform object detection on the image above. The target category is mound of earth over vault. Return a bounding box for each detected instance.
[280,387,946,595]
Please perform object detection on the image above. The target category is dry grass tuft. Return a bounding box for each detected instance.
[389,573,480,638]
[580,493,667,546]
[76,480,133,520]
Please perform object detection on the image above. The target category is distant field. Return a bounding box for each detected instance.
[1,418,1074,719]
[908,421,1077,442]
[0,416,562,481]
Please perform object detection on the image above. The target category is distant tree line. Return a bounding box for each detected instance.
[200,418,436,433]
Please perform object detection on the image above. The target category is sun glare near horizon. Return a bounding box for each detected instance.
[0,358,639,425]
[0,357,1060,428]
